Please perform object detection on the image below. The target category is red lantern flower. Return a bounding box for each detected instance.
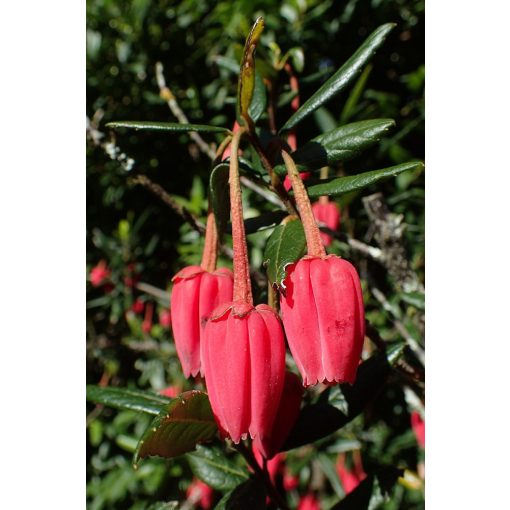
[159,309,172,328]
[312,198,341,247]
[186,478,214,510]
[253,371,303,459]
[89,260,110,287]
[171,212,234,378]
[279,151,365,386]
[131,298,144,315]
[202,128,286,445]
[336,451,366,495]
[411,411,425,448]
[297,493,321,510]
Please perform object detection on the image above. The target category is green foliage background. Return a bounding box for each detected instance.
[87,1,424,508]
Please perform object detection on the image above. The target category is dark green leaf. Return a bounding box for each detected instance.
[275,119,396,176]
[400,291,425,310]
[86,385,171,416]
[340,64,373,123]
[280,23,396,132]
[263,218,307,288]
[187,445,249,492]
[240,211,288,235]
[145,502,179,510]
[219,477,266,510]
[386,342,407,366]
[209,163,230,238]
[248,72,267,123]
[283,351,391,451]
[303,162,424,199]
[105,121,230,133]
[134,391,217,465]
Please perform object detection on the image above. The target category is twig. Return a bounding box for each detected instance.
[240,176,285,209]
[135,282,171,304]
[130,174,206,234]
[155,62,217,160]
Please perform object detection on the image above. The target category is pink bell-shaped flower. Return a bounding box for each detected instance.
[312,198,341,247]
[336,451,367,495]
[253,371,303,459]
[202,128,286,444]
[171,212,233,378]
[279,151,365,386]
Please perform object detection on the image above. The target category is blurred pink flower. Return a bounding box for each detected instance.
[90,260,110,287]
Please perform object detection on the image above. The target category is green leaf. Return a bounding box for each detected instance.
[275,119,396,176]
[280,23,396,132]
[216,477,266,510]
[133,390,217,465]
[187,445,249,492]
[239,211,288,235]
[86,385,171,415]
[105,121,230,133]
[340,63,373,123]
[209,163,230,238]
[303,162,424,199]
[145,503,179,510]
[238,17,265,123]
[400,291,425,310]
[248,71,267,123]
[263,218,307,288]
[283,351,391,451]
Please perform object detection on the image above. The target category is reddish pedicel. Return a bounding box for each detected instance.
[280,151,365,386]
[202,128,286,445]
[312,199,341,247]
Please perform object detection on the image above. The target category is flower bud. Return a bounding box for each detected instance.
[312,200,341,247]
[171,266,233,378]
[280,255,365,386]
[202,302,285,444]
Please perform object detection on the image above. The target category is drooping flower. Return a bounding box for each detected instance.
[297,493,321,510]
[170,212,234,378]
[131,298,144,315]
[202,127,286,444]
[279,151,365,386]
[411,411,425,448]
[90,260,110,287]
[159,309,172,328]
[336,451,366,495]
[186,478,214,510]
[253,371,304,459]
[312,198,341,247]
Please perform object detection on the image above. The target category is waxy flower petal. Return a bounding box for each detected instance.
[280,255,365,386]
[312,201,341,247]
[202,302,285,444]
[171,266,233,378]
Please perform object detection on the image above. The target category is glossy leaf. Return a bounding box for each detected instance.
[134,390,217,465]
[340,64,373,123]
[238,17,265,123]
[248,71,267,123]
[86,385,171,416]
[187,445,249,492]
[209,163,230,237]
[280,23,396,132]
[303,161,424,199]
[274,119,396,176]
[105,121,230,133]
[263,218,307,288]
[282,351,391,451]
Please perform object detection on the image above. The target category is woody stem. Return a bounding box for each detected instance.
[281,150,326,258]
[229,127,253,304]
[200,210,218,273]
